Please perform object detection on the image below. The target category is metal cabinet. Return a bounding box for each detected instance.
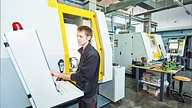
[99,66,125,102]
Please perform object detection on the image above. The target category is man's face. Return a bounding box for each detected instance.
[76,31,90,47]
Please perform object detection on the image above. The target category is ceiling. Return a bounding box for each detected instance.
[96,0,192,15]
[61,0,192,16]
[97,0,121,7]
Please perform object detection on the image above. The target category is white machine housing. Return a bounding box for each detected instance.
[2,29,84,108]
[95,11,113,83]
[1,1,63,107]
[99,66,125,102]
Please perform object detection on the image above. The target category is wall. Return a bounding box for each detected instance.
[152,4,192,31]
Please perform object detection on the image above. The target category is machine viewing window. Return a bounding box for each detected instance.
[169,43,179,49]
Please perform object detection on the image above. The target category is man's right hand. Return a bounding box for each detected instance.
[50,70,71,80]
[50,70,60,77]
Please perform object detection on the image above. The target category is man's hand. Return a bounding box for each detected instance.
[50,70,61,77]
[50,70,71,80]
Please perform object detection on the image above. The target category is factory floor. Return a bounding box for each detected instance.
[102,69,192,108]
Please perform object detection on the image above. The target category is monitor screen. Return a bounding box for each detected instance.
[169,42,179,49]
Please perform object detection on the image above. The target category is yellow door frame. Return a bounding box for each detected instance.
[57,3,103,80]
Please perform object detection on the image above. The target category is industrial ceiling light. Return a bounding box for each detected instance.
[96,0,102,2]
[152,0,164,2]
[174,0,184,7]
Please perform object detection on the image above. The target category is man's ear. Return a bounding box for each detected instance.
[87,36,91,41]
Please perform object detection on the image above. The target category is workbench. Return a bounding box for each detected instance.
[132,65,183,102]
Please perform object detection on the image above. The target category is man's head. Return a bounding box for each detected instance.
[77,25,93,47]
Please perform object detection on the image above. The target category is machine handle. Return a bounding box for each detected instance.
[12,22,23,31]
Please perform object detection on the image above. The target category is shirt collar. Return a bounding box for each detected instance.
[78,43,91,54]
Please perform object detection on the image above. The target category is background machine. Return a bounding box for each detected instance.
[168,38,186,56]
[113,32,166,74]
[167,37,192,69]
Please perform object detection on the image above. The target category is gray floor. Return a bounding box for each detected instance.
[102,70,192,108]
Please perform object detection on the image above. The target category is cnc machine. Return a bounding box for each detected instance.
[114,32,165,74]
[1,1,120,108]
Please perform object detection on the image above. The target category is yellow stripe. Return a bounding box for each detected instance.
[47,0,58,8]
[146,33,154,37]
[91,14,103,80]
[58,3,93,18]
[152,35,161,58]
[58,7,70,74]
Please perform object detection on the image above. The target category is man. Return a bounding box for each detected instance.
[51,25,100,108]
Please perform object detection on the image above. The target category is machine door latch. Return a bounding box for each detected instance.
[4,42,9,47]
[27,94,32,99]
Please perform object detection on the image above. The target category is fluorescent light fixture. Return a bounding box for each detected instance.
[174,0,184,7]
